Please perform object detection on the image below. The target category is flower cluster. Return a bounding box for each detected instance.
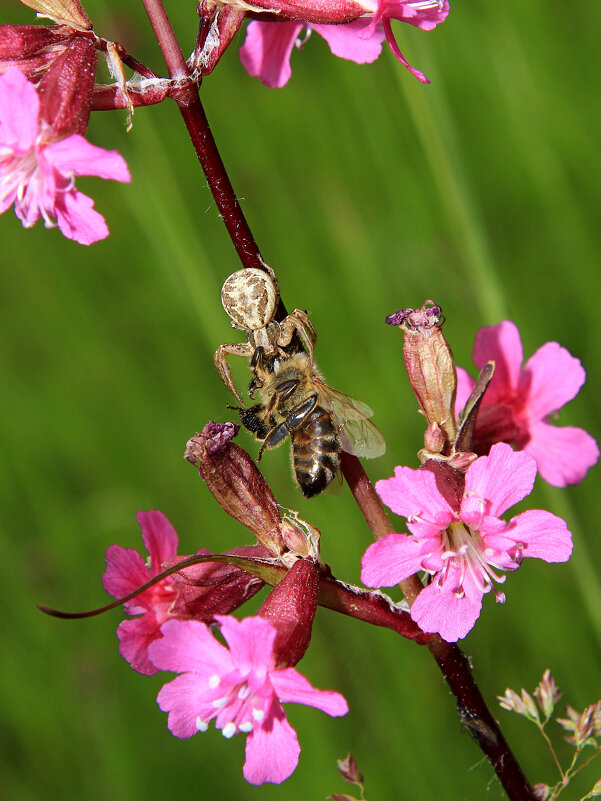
[100,423,351,785]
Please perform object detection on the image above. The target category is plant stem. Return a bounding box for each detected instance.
[140,0,264,271]
[140,3,536,797]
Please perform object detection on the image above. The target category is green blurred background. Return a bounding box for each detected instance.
[1,1,600,799]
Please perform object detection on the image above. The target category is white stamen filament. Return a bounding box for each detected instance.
[444,522,508,596]
[208,674,221,689]
[409,0,444,10]
[195,717,208,732]
[222,722,236,739]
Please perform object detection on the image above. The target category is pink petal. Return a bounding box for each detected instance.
[43,134,131,181]
[507,510,573,563]
[116,615,162,675]
[239,21,303,89]
[472,321,523,403]
[54,188,110,245]
[462,443,537,522]
[382,19,428,83]
[0,67,39,152]
[383,0,450,30]
[156,672,213,738]
[137,510,179,575]
[149,619,231,676]
[217,616,276,674]
[525,421,600,487]
[361,533,435,587]
[376,466,454,537]
[243,702,300,785]
[270,667,349,716]
[312,19,384,64]
[520,341,586,419]
[455,366,476,418]
[410,578,482,642]
[102,544,150,605]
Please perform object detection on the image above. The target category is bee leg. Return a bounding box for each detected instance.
[230,404,270,440]
[257,422,289,460]
[283,394,318,430]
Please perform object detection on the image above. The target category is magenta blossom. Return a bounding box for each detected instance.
[0,67,130,244]
[240,0,449,88]
[361,444,572,642]
[455,321,599,487]
[103,510,181,675]
[149,616,349,785]
[240,19,385,88]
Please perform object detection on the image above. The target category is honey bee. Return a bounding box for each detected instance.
[214,266,385,497]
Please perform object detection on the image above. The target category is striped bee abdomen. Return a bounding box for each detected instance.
[292,407,341,498]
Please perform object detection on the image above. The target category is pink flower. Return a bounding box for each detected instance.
[149,615,349,785]
[240,0,449,88]
[103,510,266,675]
[240,19,385,88]
[455,321,599,487]
[103,510,181,675]
[0,67,130,244]
[361,444,573,642]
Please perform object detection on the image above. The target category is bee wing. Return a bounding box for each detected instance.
[316,380,386,459]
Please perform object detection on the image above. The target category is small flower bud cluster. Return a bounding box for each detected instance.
[557,701,601,749]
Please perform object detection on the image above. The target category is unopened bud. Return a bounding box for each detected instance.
[37,36,96,136]
[387,300,457,452]
[257,558,319,668]
[337,753,364,786]
[19,0,92,31]
[534,669,561,720]
[423,422,445,454]
[185,422,286,556]
[191,1,246,77]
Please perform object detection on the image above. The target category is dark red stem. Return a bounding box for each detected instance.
[140,0,264,270]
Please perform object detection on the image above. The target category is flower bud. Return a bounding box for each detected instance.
[257,558,319,668]
[37,36,96,137]
[19,0,92,31]
[386,301,457,453]
[185,422,286,556]
[191,1,246,77]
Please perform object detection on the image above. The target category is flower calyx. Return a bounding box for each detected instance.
[185,421,322,560]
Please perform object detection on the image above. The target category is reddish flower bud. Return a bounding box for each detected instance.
[387,301,457,454]
[337,753,364,786]
[185,422,286,556]
[37,36,96,137]
[191,1,246,77]
[257,558,319,668]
